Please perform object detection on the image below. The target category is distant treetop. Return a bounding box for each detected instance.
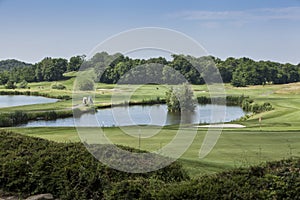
[0,59,32,71]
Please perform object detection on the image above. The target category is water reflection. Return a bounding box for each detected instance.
[20,104,246,127]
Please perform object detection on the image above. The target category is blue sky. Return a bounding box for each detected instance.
[1,0,300,64]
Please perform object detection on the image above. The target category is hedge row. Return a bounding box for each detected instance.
[197,95,248,105]
[0,110,74,127]
[197,95,273,114]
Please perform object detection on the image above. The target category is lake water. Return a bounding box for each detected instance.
[0,95,57,108]
[19,104,246,127]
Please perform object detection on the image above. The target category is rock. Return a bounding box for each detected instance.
[25,194,54,200]
[0,196,19,200]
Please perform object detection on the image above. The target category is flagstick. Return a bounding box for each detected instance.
[259,117,262,131]
[138,129,141,150]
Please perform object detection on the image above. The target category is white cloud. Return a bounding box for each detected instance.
[170,7,300,22]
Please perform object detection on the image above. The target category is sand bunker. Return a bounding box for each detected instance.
[195,124,246,128]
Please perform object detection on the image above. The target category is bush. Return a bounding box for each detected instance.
[104,158,300,199]
[0,111,28,127]
[103,178,164,200]
[76,79,94,91]
[197,96,211,104]
[197,95,249,105]
[5,80,16,89]
[51,83,66,90]
[1,131,298,199]
[0,110,74,127]
[155,159,300,200]
[56,95,71,100]
[262,102,273,111]
[242,100,273,114]
[18,80,28,89]
[0,131,189,199]
[196,95,273,114]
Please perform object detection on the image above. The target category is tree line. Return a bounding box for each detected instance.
[0,55,85,87]
[0,52,299,87]
[0,59,32,71]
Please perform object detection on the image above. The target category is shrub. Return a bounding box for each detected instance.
[197,95,249,106]
[262,102,273,111]
[51,83,66,90]
[251,103,260,113]
[0,131,298,199]
[0,110,74,127]
[18,80,28,89]
[104,158,300,199]
[5,80,16,89]
[0,111,28,127]
[197,96,211,104]
[155,159,300,200]
[0,131,189,199]
[196,95,273,114]
[103,178,164,200]
[76,79,94,91]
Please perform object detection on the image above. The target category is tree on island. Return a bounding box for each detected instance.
[166,83,196,112]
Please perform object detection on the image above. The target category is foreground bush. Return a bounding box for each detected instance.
[103,158,300,200]
[156,158,300,199]
[0,131,188,199]
[1,130,299,199]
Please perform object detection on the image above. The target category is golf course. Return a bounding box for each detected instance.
[1,53,300,199]
[2,0,300,198]
[1,74,300,177]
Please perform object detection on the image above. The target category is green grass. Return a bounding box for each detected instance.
[3,81,300,130]
[5,126,300,177]
[2,79,300,176]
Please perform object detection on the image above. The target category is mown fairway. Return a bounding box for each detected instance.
[5,126,300,176]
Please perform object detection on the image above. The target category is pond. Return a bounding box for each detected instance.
[0,95,58,108]
[19,104,247,127]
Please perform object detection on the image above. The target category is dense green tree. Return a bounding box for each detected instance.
[0,59,32,71]
[0,70,9,84]
[37,57,68,81]
[0,52,300,87]
[231,69,247,87]
[19,66,36,82]
[166,83,196,112]
[67,55,85,72]
[34,64,43,82]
